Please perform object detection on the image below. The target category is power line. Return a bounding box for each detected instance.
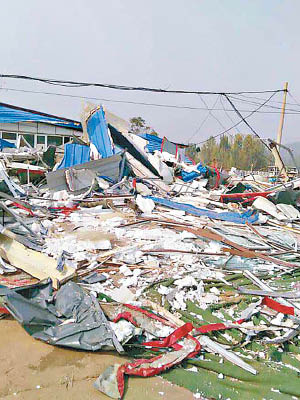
[227,94,300,113]
[223,94,270,151]
[236,92,300,108]
[194,91,278,145]
[220,95,240,134]
[187,96,221,143]
[1,86,300,114]
[196,95,235,139]
[288,90,300,108]
[0,73,285,95]
[0,86,218,110]
[0,78,290,150]
[198,94,227,130]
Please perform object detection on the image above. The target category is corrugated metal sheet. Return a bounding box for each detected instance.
[0,102,81,129]
[58,143,91,169]
[46,154,122,193]
[86,106,114,158]
[139,133,162,153]
[139,133,193,164]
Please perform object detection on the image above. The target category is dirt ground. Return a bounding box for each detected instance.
[0,318,195,400]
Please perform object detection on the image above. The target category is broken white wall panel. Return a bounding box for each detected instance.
[0,233,74,288]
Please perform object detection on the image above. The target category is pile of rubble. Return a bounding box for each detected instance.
[1,105,300,400]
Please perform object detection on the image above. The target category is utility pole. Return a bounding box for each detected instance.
[276,82,288,148]
[273,82,288,181]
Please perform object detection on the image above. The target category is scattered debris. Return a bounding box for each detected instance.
[1,103,300,400]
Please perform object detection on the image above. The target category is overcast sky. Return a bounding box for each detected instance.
[0,0,299,144]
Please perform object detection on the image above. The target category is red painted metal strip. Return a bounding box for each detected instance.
[12,202,34,216]
[124,303,177,328]
[220,191,271,202]
[113,312,138,327]
[142,322,193,348]
[262,296,294,316]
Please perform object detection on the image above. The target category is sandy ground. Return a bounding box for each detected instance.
[0,318,195,400]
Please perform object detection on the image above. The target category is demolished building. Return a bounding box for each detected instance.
[0,101,300,399]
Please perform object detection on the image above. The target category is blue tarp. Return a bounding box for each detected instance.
[0,138,16,151]
[181,163,207,182]
[58,143,90,169]
[147,196,259,224]
[0,103,80,129]
[87,106,114,158]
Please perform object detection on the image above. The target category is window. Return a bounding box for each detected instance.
[36,135,46,149]
[37,135,46,145]
[63,136,71,144]
[47,136,63,146]
[2,132,17,142]
[23,134,34,147]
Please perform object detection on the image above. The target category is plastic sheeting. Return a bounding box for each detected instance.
[5,280,124,352]
[86,106,114,158]
[0,102,80,128]
[57,143,90,169]
[147,196,259,224]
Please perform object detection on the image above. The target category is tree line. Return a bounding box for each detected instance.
[129,116,271,172]
[187,134,271,171]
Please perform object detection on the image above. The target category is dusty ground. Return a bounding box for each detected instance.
[0,318,195,400]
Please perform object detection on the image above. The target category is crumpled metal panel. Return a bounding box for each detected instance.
[5,280,123,352]
[86,106,114,159]
[46,154,122,193]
